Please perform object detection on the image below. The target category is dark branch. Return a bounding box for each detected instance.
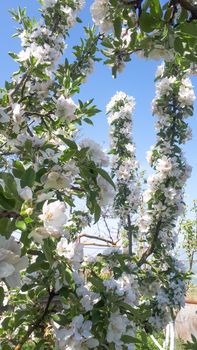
[0,211,22,220]
[13,289,56,350]
[79,233,117,245]
[138,220,162,267]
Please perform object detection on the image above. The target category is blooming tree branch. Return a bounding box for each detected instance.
[107,91,141,255]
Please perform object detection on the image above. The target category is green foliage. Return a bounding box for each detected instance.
[181,201,197,271]
[184,335,197,349]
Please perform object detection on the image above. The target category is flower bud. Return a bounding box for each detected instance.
[19,186,33,201]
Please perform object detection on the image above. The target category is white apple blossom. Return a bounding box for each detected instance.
[178,78,196,107]
[0,236,28,287]
[39,148,60,164]
[57,237,83,268]
[76,284,100,311]
[97,175,115,207]
[79,138,109,167]
[107,311,128,346]
[54,314,99,349]
[44,171,71,190]
[155,62,165,79]
[29,227,50,244]
[39,200,67,236]
[106,309,136,349]
[55,96,77,122]
[42,0,58,9]
[155,76,176,97]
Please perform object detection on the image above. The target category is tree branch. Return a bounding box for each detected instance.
[14,289,56,350]
[0,211,22,220]
[179,0,197,13]
[170,0,197,19]
[102,212,114,242]
[138,220,162,267]
[78,233,117,245]
[9,74,29,101]
[127,214,133,256]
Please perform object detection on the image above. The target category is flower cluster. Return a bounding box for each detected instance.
[54,314,99,349]
[91,0,113,33]
[139,64,195,249]
[107,92,141,218]
[0,0,109,291]
[79,138,115,206]
[79,138,109,168]
[137,62,195,330]
[107,91,141,251]
[19,0,85,68]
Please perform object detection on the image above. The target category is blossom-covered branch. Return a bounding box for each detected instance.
[107,91,141,254]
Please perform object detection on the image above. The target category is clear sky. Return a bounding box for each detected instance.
[0,0,197,206]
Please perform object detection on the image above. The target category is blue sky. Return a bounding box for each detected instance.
[0,0,197,206]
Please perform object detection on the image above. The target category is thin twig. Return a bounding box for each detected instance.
[9,74,29,100]
[102,212,114,242]
[81,242,116,247]
[127,214,133,256]
[79,233,117,245]
[24,110,53,118]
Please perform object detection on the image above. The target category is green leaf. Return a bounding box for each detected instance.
[102,39,114,49]
[150,0,162,18]
[21,167,35,188]
[0,173,19,198]
[94,202,101,223]
[121,335,142,344]
[59,287,70,298]
[0,287,4,305]
[84,118,94,125]
[13,160,25,178]
[88,276,105,292]
[97,168,115,189]
[0,217,16,238]
[51,314,70,326]
[2,344,12,350]
[27,261,49,273]
[179,22,197,39]
[64,195,75,207]
[8,52,19,60]
[57,135,78,150]
[0,187,16,210]
[119,301,139,315]
[15,220,27,231]
[113,17,122,39]
[36,167,47,183]
[174,37,184,55]
[140,12,159,33]
[164,7,173,22]
[43,238,54,265]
